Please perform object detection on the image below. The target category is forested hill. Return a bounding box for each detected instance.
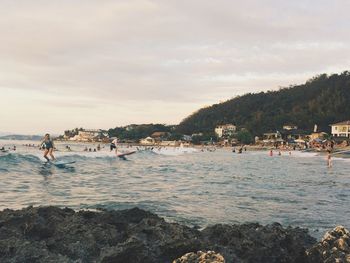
[177,72,350,136]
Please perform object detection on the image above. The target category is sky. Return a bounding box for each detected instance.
[0,0,350,134]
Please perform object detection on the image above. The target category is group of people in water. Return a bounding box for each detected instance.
[267,147,333,167]
[39,135,122,162]
[232,146,247,154]
[83,146,101,152]
[269,149,292,156]
[0,146,16,152]
[41,134,112,162]
[2,133,342,168]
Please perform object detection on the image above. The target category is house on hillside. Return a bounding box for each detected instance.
[309,132,328,141]
[70,129,108,142]
[151,131,169,139]
[330,121,350,138]
[192,133,203,137]
[263,130,309,146]
[183,135,192,142]
[280,129,309,143]
[263,132,283,144]
[282,124,298,130]
[140,137,155,145]
[215,124,236,138]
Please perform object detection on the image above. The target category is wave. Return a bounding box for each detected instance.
[0,147,199,168]
[0,150,143,164]
[0,153,42,165]
[290,151,320,158]
[151,147,199,156]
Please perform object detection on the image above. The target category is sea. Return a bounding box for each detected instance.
[1,139,349,239]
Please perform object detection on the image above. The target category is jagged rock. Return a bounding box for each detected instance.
[173,250,225,263]
[201,222,316,263]
[0,206,319,263]
[307,226,350,263]
[0,206,201,263]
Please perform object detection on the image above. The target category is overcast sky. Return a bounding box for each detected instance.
[1,0,349,134]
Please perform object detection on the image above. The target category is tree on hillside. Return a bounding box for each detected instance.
[108,124,172,141]
[236,130,254,145]
[176,71,350,136]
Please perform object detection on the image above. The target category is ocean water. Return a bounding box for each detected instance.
[1,139,349,238]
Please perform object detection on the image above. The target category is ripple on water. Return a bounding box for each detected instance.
[0,144,349,239]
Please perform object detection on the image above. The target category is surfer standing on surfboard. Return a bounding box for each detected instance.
[110,138,118,153]
[41,133,56,162]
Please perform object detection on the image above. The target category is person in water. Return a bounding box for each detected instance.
[327,149,332,168]
[41,134,56,162]
[110,138,118,152]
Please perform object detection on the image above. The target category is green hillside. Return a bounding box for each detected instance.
[177,71,350,136]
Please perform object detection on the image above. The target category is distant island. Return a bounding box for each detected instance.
[0,134,43,141]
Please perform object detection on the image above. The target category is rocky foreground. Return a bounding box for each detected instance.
[0,206,348,263]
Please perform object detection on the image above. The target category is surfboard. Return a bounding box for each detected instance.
[116,151,136,158]
[52,160,76,167]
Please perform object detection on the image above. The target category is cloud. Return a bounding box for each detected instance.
[0,0,349,133]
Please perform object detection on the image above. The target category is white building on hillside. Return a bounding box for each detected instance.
[331,121,350,138]
[283,124,298,130]
[71,129,107,142]
[140,137,155,145]
[215,124,236,138]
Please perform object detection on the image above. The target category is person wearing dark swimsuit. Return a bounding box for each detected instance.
[42,133,56,162]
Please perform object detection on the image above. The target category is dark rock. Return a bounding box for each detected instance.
[0,206,323,263]
[100,237,154,263]
[201,222,316,263]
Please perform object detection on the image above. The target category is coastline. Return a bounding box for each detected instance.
[0,206,348,263]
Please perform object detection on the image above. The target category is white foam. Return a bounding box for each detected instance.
[289,151,320,158]
[152,147,198,156]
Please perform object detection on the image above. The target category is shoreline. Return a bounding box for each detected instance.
[0,206,348,262]
[2,137,350,152]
